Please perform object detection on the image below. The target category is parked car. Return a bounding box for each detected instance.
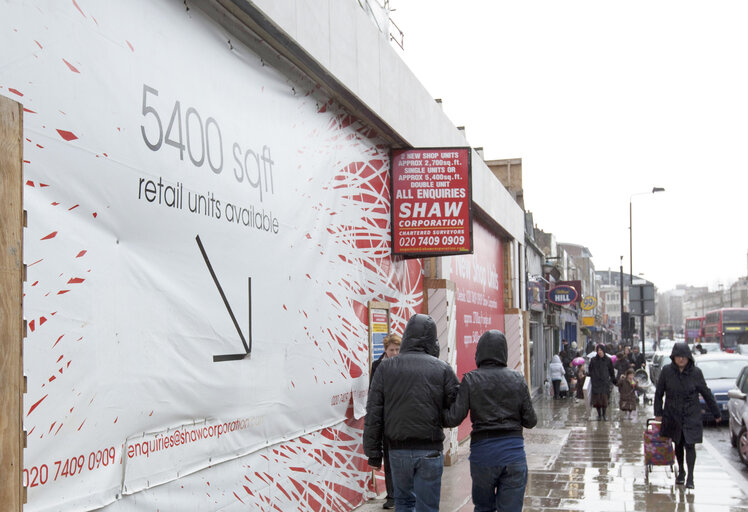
[649,339,677,384]
[643,339,657,362]
[694,352,748,422]
[727,365,748,466]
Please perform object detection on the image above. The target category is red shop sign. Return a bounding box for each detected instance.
[391,147,474,257]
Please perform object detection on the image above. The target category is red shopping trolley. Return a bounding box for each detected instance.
[644,418,674,482]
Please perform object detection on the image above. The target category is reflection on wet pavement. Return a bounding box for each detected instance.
[354,392,748,512]
[522,394,748,511]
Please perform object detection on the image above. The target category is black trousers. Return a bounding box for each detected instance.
[383,441,393,498]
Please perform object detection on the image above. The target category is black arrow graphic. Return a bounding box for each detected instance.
[195,235,252,362]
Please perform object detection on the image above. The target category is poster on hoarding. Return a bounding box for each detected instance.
[391,147,473,257]
[449,221,504,440]
[2,1,424,510]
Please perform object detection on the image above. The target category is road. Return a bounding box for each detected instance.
[704,422,748,482]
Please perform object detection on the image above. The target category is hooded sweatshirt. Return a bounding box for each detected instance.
[548,354,565,381]
[363,314,459,462]
[444,330,537,443]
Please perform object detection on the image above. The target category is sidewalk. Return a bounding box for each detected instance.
[354,392,748,511]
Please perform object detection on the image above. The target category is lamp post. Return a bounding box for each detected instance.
[629,187,665,286]
[629,187,664,348]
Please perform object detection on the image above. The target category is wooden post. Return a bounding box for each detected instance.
[0,95,24,510]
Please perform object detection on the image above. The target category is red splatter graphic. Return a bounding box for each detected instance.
[8,88,23,96]
[23,108,36,114]
[72,0,86,17]
[67,277,85,284]
[62,59,80,73]
[34,40,43,49]
[126,40,134,52]
[27,394,48,416]
[76,250,87,258]
[56,129,78,141]
[40,232,57,240]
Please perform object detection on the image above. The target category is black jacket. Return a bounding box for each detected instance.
[588,345,616,395]
[628,351,645,371]
[363,314,459,464]
[654,342,720,444]
[443,330,536,442]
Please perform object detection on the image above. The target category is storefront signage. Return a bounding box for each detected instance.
[391,147,473,257]
[528,281,545,311]
[548,285,578,305]
[581,296,597,311]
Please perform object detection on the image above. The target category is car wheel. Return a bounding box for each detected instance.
[738,427,748,467]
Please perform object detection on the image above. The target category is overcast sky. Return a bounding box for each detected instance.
[389,1,748,292]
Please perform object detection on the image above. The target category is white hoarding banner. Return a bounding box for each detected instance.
[2,1,423,509]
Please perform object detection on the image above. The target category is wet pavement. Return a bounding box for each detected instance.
[354,392,748,511]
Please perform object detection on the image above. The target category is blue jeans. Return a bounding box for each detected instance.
[388,449,443,512]
[470,460,527,512]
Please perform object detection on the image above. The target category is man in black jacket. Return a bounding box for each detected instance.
[444,330,536,512]
[364,314,459,512]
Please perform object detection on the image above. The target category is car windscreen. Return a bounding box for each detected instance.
[696,359,748,380]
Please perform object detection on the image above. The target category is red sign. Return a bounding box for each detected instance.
[391,148,473,257]
[450,221,504,441]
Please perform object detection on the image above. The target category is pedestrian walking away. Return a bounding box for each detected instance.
[548,354,565,399]
[654,342,721,489]
[588,344,615,420]
[443,330,537,512]
[369,333,402,510]
[363,314,459,512]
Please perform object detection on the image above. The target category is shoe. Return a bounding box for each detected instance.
[602,415,607,421]
[383,498,395,509]
[686,477,694,489]
[675,471,685,485]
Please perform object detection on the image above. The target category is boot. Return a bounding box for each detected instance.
[602,408,607,421]
[686,475,694,489]
[675,469,686,485]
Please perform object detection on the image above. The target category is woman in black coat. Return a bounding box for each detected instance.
[588,344,616,421]
[654,342,720,489]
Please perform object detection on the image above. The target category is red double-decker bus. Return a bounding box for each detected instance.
[703,308,748,353]
[657,324,674,342]
[684,316,704,346]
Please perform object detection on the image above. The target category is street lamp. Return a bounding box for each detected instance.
[629,187,665,286]
[629,186,664,347]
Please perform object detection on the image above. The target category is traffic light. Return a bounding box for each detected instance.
[629,315,636,337]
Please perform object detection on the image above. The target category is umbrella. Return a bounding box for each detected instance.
[572,357,585,366]
[610,355,617,364]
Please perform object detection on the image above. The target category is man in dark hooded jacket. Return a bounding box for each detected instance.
[444,330,536,512]
[654,342,720,489]
[364,314,459,512]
